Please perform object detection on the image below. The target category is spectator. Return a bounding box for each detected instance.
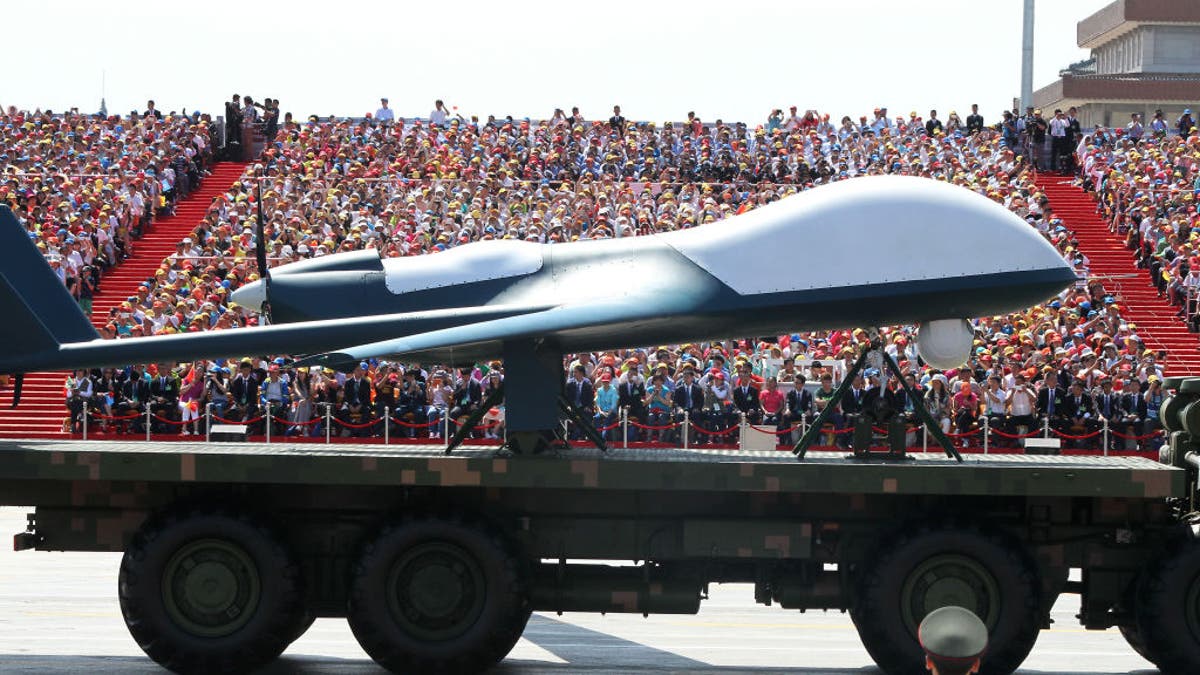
[375,97,394,125]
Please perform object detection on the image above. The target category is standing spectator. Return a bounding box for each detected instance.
[261,364,290,437]
[609,105,626,137]
[784,374,813,444]
[375,97,395,125]
[925,374,952,434]
[1037,371,1067,437]
[1149,109,1169,138]
[425,371,453,438]
[64,369,93,434]
[340,363,373,437]
[229,360,260,428]
[448,368,482,433]
[672,367,704,444]
[564,364,594,440]
[732,371,762,425]
[1048,109,1070,171]
[925,110,943,137]
[951,381,980,445]
[144,100,163,119]
[1179,109,1196,137]
[759,377,784,429]
[1119,378,1148,449]
[966,103,984,135]
[1006,372,1037,438]
[1126,113,1144,141]
[644,373,672,442]
[430,100,449,127]
[225,94,243,157]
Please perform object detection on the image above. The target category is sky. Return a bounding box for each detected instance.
[4,0,1113,125]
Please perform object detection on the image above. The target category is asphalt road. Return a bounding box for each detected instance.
[0,507,1159,674]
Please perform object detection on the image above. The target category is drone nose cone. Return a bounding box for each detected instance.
[230,279,266,312]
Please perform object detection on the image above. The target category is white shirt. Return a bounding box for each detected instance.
[1009,386,1035,416]
[429,107,448,126]
[375,106,395,122]
[984,387,1008,414]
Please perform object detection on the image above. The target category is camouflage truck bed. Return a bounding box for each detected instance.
[0,439,1183,500]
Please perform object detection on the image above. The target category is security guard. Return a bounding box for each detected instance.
[918,605,988,675]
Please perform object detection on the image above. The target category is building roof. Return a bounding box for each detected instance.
[1079,0,1200,49]
[1034,72,1200,111]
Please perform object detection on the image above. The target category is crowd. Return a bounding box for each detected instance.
[1076,109,1200,329]
[41,98,1200,450]
[0,105,214,314]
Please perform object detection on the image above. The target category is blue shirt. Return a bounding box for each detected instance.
[595,385,618,413]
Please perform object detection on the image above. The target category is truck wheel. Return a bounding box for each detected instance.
[851,524,1041,675]
[118,508,304,675]
[1134,533,1200,673]
[1119,625,1154,663]
[347,515,531,674]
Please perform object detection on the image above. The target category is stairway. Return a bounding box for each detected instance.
[0,162,249,439]
[1035,174,1200,375]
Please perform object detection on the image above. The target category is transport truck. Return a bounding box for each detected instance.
[5,403,1200,675]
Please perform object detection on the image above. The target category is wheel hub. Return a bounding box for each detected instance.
[901,553,1000,636]
[387,542,485,641]
[162,539,261,638]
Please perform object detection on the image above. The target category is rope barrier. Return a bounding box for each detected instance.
[213,414,264,424]
[628,420,680,431]
[389,417,441,429]
[1109,429,1164,441]
[689,423,740,436]
[280,416,323,426]
[1048,428,1104,441]
[990,428,1045,439]
[331,417,384,430]
[150,414,189,426]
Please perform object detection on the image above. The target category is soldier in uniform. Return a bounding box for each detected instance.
[918,605,988,675]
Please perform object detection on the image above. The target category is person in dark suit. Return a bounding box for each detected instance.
[966,103,984,135]
[341,363,375,438]
[1036,371,1067,441]
[229,360,260,430]
[732,375,762,425]
[1119,378,1149,449]
[784,374,814,444]
[116,364,152,433]
[618,372,647,442]
[672,368,705,444]
[1063,380,1096,448]
[449,367,484,433]
[149,365,179,433]
[564,365,594,440]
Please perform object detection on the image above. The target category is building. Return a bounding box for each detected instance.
[1033,0,1200,129]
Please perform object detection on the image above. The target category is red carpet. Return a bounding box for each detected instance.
[0,162,248,439]
[1035,174,1200,376]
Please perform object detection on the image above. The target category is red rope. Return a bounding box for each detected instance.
[1049,428,1103,440]
[389,417,441,429]
[689,422,739,436]
[151,414,189,426]
[628,420,679,431]
[332,417,384,430]
[1110,429,1164,441]
[212,414,264,424]
[281,416,323,426]
[991,429,1045,439]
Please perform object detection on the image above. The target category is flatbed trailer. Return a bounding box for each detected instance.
[3,439,1199,675]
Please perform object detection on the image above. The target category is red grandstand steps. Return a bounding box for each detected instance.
[1034,174,1200,376]
[0,162,249,439]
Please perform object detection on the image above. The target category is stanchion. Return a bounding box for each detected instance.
[1102,418,1109,456]
[145,407,152,442]
[205,403,213,442]
[82,401,88,441]
[982,416,989,454]
[621,408,629,449]
[922,425,928,453]
[265,406,271,444]
[384,406,390,445]
[1042,417,1050,439]
[682,411,690,449]
[324,403,332,444]
[445,415,451,452]
[738,411,747,451]
[799,416,808,446]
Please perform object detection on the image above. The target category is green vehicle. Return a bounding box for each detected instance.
[7,397,1200,675]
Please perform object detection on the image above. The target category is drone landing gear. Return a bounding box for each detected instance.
[445,339,607,456]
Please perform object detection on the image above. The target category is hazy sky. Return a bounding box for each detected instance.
[5,0,1111,124]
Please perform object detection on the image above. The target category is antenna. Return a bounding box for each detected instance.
[99,69,107,117]
[1020,0,1035,110]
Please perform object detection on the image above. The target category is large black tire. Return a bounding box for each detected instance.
[347,514,531,674]
[1134,531,1200,674]
[1119,625,1154,664]
[851,523,1042,675]
[118,507,304,675]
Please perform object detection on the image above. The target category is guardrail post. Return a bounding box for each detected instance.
[145,406,152,442]
[205,403,213,443]
[325,403,332,444]
[922,424,928,453]
[82,401,88,441]
[799,416,808,447]
[265,404,271,445]
[446,415,452,451]
[682,411,690,450]
[1102,418,1109,456]
[982,416,989,454]
[739,411,747,451]
[621,407,629,449]
[384,406,390,446]
[1042,417,1050,439]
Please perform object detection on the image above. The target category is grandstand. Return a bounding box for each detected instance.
[0,102,1196,454]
